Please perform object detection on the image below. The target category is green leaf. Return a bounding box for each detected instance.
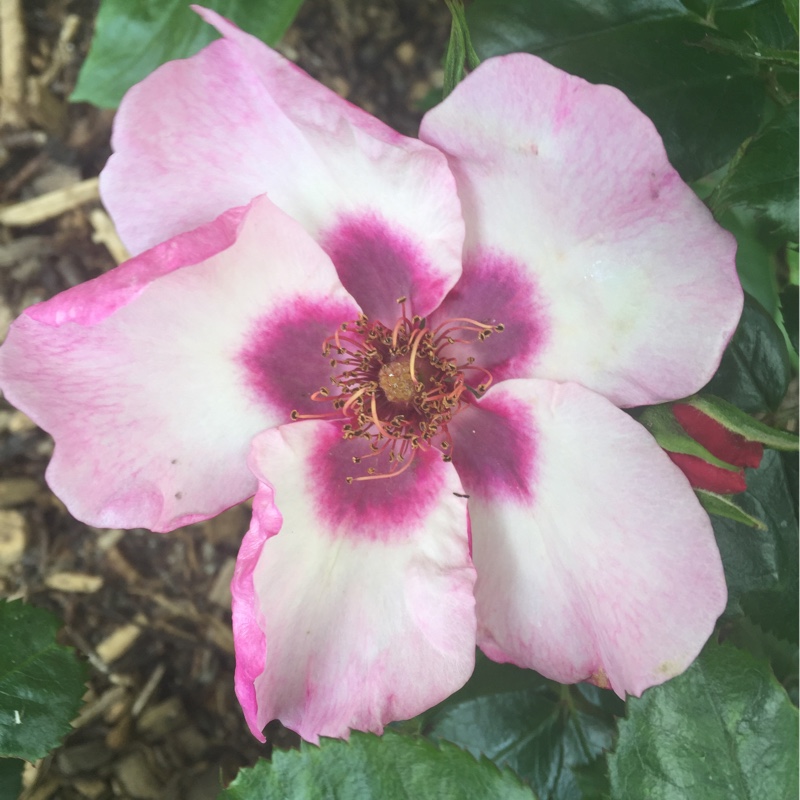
[785,0,799,31]
[217,731,538,800]
[698,32,799,65]
[0,600,87,762]
[465,0,765,180]
[696,488,768,529]
[571,756,611,800]
[608,643,799,800]
[723,616,799,700]
[72,0,303,109]
[424,656,623,800]
[688,394,799,450]
[712,102,800,240]
[712,450,799,641]
[443,1,481,97]
[705,293,792,412]
[0,758,23,799]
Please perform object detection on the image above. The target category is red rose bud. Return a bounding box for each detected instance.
[666,451,747,494]
[669,403,763,494]
[673,403,764,469]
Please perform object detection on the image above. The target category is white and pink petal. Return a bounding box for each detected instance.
[101,8,464,319]
[420,54,742,407]
[0,195,358,531]
[232,419,476,742]
[450,379,726,697]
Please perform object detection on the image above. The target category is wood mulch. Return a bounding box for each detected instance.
[0,1,450,797]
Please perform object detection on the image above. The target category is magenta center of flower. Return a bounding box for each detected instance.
[292,298,503,482]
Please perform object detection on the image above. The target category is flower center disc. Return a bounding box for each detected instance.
[292,298,503,481]
[378,358,416,405]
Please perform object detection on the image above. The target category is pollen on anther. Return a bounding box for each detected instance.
[290,410,299,420]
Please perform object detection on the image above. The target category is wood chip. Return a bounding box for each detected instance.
[105,712,133,750]
[114,750,163,800]
[95,622,141,664]
[94,528,124,551]
[0,235,50,267]
[208,557,235,610]
[0,0,27,127]
[8,410,36,433]
[71,777,107,800]
[0,477,40,507]
[56,740,113,776]
[20,776,60,800]
[204,615,234,655]
[131,663,166,717]
[0,177,99,227]
[44,571,103,593]
[0,508,26,566]
[136,696,187,741]
[72,685,128,729]
[104,544,143,584]
[89,208,129,264]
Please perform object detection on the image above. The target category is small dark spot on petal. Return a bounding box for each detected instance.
[175,491,183,500]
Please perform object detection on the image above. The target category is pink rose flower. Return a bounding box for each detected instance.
[0,9,742,742]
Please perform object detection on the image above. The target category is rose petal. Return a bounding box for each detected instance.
[420,54,742,407]
[233,419,476,742]
[458,379,726,697]
[0,195,358,531]
[101,8,463,319]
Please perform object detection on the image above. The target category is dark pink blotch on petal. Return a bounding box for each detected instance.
[239,297,358,418]
[321,212,456,321]
[449,393,536,503]
[312,423,449,542]
[432,249,549,382]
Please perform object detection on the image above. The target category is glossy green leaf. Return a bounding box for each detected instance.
[465,0,765,180]
[424,656,622,800]
[724,616,799,702]
[72,0,303,109]
[608,643,799,800]
[785,0,799,31]
[712,450,799,641]
[712,102,800,239]
[697,32,799,65]
[217,731,537,799]
[705,294,792,412]
[572,757,611,800]
[0,601,87,762]
[0,758,23,799]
